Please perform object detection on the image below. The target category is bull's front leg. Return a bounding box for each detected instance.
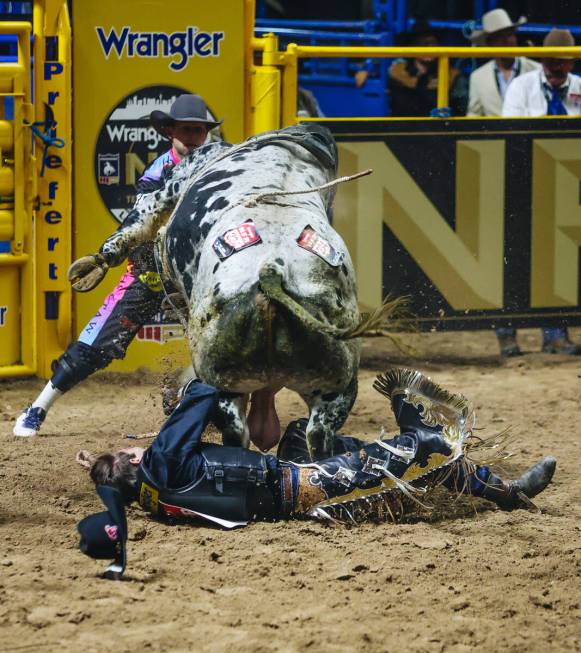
[302,375,358,460]
[213,394,250,448]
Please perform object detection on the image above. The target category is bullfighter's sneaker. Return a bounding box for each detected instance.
[13,405,47,437]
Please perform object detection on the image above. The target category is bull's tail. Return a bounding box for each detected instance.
[258,265,404,340]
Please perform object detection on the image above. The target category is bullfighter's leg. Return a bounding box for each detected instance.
[213,394,250,448]
[13,245,165,437]
[301,374,358,460]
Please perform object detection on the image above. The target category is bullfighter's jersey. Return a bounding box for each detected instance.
[137,147,180,194]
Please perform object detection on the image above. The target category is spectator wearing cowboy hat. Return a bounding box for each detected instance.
[502,28,581,117]
[495,28,581,357]
[467,8,540,117]
[387,20,468,117]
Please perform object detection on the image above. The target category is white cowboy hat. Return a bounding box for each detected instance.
[470,8,527,45]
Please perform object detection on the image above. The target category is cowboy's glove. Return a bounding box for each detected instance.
[68,253,109,292]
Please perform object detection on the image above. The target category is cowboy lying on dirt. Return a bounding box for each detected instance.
[77,368,555,579]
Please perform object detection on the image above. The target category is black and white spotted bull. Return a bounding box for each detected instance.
[96,125,389,458]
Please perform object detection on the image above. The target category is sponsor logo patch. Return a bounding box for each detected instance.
[104,524,118,541]
[213,220,262,260]
[139,482,159,515]
[136,323,185,344]
[96,26,225,72]
[297,225,344,267]
[98,153,120,185]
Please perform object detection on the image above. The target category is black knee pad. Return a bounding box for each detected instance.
[51,341,113,392]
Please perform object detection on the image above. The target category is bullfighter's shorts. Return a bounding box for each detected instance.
[51,244,169,391]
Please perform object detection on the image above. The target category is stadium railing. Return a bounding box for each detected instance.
[268,43,581,124]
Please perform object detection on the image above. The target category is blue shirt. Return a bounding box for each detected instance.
[141,382,219,490]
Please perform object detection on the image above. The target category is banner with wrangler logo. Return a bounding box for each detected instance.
[73,1,245,370]
[331,118,581,330]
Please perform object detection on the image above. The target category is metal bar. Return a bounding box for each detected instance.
[244,0,256,136]
[0,253,29,265]
[416,19,581,36]
[251,37,267,51]
[292,45,581,58]
[519,22,581,36]
[281,44,298,127]
[0,364,36,377]
[255,27,387,43]
[255,19,371,30]
[395,0,407,34]
[437,56,449,108]
[0,63,24,76]
[0,22,31,34]
[11,28,27,255]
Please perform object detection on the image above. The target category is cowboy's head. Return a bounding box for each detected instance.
[470,8,526,67]
[470,8,527,47]
[88,446,145,502]
[541,29,576,88]
[150,94,223,157]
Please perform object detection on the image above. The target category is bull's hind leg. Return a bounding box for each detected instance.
[302,375,358,460]
[213,394,250,448]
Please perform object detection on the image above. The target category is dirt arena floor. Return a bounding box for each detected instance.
[1,329,580,653]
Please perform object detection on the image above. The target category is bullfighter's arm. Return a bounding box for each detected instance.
[99,187,176,267]
[67,145,223,292]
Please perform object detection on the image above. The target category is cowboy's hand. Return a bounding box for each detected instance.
[75,449,95,469]
[68,253,109,292]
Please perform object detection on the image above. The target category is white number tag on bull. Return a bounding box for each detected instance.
[213,220,262,260]
[297,225,344,267]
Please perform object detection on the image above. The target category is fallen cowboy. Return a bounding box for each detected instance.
[77,368,556,580]
[68,123,399,460]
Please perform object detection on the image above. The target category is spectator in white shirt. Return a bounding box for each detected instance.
[468,8,540,117]
[497,28,581,358]
[502,29,581,117]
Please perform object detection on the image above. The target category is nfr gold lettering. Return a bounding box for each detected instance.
[531,139,581,307]
[335,141,505,310]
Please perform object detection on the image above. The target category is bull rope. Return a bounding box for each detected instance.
[243,168,373,207]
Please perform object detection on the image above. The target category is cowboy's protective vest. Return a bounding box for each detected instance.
[136,443,277,528]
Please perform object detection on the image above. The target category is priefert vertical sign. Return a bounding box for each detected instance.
[36,41,71,375]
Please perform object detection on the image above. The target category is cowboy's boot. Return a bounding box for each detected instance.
[445,457,557,511]
[290,369,472,520]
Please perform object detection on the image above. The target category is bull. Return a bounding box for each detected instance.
[74,125,393,458]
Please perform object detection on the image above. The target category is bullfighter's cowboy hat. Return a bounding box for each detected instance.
[150,94,223,136]
[470,8,527,45]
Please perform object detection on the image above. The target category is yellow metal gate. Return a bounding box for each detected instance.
[0,21,35,375]
[0,0,71,379]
